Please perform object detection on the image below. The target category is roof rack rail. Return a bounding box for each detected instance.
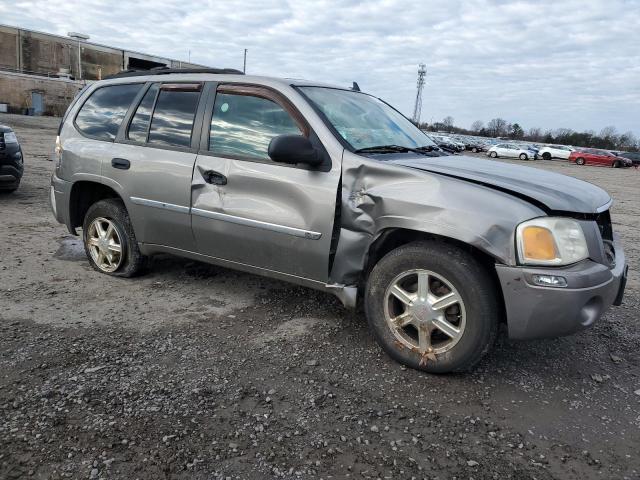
[104,67,244,80]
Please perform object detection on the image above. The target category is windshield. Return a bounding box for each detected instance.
[299,86,437,151]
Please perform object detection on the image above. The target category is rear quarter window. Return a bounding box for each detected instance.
[75,84,143,141]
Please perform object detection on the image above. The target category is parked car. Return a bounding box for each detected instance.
[487,143,536,160]
[0,125,24,193]
[455,136,486,153]
[523,144,540,158]
[426,134,460,153]
[538,145,574,160]
[614,151,640,167]
[467,141,487,153]
[50,69,627,373]
[569,149,633,168]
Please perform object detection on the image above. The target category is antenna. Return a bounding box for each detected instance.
[412,63,427,124]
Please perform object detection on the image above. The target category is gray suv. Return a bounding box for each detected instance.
[50,68,628,373]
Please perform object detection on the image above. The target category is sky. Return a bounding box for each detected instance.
[2,0,639,135]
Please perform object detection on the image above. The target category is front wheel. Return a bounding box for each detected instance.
[365,241,499,373]
[519,153,528,160]
[542,152,552,160]
[83,198,147,277]
[612,160,621,168]
[575,157,585,165]
[471,147,478,153]
[489,151,497,158]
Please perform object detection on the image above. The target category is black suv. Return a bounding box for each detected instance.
[0,126,23,192]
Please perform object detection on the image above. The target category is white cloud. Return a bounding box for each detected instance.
[1,0,639,133]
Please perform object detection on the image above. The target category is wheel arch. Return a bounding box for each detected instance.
[68,180,124,234]
[362,228,506,322]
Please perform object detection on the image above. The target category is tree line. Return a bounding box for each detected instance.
[419,117,639,152]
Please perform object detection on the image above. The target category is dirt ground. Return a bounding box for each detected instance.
[1,113,638,480]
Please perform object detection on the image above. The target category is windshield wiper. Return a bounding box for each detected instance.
[354,144,438,155]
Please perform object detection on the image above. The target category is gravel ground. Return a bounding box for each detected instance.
[1,114,639,480]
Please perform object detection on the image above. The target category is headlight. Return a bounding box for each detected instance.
[4,131,18,144]
[516,217,588,266]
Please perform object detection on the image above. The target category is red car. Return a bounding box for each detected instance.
[569,149,633,168]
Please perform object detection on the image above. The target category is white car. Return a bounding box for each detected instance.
[487,143,536,161]
[538,145,574,160]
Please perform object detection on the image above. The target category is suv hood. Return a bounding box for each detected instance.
[390,155,611,214]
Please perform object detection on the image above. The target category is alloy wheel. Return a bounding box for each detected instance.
[86,217,123,273]
[384,269,466,355]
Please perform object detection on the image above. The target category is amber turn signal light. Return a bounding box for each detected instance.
[521,226,558,261]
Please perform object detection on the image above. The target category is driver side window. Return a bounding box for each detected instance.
[209,91,302,161]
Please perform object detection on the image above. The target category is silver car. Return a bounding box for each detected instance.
[50,69,628,373]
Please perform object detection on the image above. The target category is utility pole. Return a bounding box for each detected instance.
[68,32,90,80]
[243,49,247,74]
[411,63,427,124]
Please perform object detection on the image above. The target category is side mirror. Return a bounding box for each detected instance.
[268,134,321,167]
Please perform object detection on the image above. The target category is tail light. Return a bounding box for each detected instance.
[54,135,62,167]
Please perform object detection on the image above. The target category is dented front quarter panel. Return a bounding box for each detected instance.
[329,151,546,285]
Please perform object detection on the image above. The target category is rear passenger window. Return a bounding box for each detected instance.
[127,83,159,143]
[147,84,201,148]
[75,84,143,141]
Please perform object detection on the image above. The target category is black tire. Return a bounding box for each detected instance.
[471,147,478,153]
[612,160,620,168]
[82,198,146,277]
[542,152,551,160]
[365,241,499,373]
[575,157,585,165]
[519,153,528,161]
[489,151,497,158]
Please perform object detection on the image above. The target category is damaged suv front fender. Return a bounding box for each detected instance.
[329,152,546,285]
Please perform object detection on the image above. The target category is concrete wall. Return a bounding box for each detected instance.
[0,71,83,116]
[0,28,18,71]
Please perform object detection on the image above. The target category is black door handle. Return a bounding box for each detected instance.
[203,170,227,185]
[111,158,130,170]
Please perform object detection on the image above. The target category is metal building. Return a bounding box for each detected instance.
[0,24,205,116]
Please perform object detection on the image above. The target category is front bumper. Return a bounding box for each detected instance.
[0,146,24,189]
[496,234,627,340]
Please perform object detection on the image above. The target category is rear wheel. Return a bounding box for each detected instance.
[575,157,585,165]
[612,160,621,168]
[83,198,146,277]
[489,151,497,158]
[519,153,528,160]
[471,147,478,153]
[365,241,499,373]
[542,152,552,160]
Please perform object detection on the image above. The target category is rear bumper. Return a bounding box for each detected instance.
[50,173,73,233]
[496,234,627,340]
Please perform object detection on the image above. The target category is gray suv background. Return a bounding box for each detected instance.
[50,69,627,373]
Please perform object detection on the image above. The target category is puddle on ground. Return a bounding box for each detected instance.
[54,237,86,261]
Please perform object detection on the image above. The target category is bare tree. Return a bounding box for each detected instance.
[471,120,484,133]
[528,127,542,141]
[618,131,637,150]
[442,116,454,132]
[487,118,507,137]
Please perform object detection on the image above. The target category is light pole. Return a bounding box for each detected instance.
[68,32,90,80]
[243,49,247,74]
